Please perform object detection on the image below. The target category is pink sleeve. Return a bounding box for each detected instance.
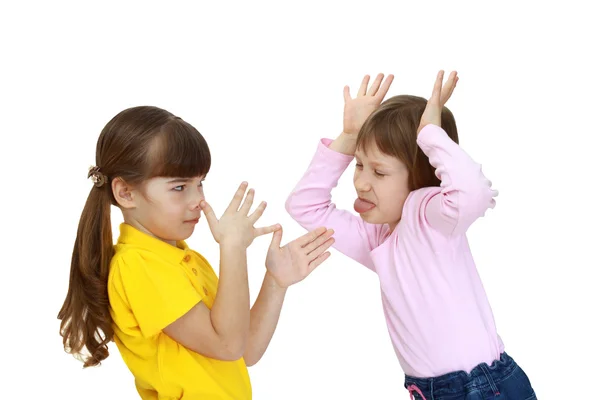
[418,124,498,237]
[285,139,387,272]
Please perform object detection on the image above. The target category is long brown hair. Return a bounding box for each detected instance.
[356,95,459,191]
[58,106,211,367]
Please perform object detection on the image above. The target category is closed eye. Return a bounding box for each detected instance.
[374,171,385,177]
[355,162,363,169]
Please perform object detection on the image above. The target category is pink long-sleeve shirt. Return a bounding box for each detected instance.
[285,124,504,378]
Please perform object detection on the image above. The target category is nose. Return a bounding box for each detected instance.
[354,172,371,192]
[190,188,205,210]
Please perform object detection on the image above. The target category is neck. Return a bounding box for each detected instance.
[122,214,177,246]
[388,219,401,233]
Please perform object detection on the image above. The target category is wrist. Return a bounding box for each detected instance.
[219,240,247,254]
[339,131,358,140]
[265,270,288,291]
[329,132,357,156]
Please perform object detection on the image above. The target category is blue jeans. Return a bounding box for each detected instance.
[404,352,536,399]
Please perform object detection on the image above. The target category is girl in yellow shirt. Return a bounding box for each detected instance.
[58,105,334,399]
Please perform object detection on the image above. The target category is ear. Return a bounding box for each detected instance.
[112,177,137,209]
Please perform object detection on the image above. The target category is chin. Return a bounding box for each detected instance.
[359,211,400,227]
[358,211,383,224]
[178,230,194,241]
[165,229,193,242]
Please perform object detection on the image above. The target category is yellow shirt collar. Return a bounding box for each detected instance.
[117,223,190,263]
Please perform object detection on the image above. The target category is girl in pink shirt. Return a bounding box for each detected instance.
[285,71,536,399]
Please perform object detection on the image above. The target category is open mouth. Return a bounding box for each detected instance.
[354,197,376,213]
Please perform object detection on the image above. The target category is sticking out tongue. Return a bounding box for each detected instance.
[354,198,376,213]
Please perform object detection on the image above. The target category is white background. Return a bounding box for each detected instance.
[1,1,598,399]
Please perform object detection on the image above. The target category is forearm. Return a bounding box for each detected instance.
[285,135,379,270]
[285,134,355,225]
[418,124,484,185]
[419,124,497,234]
[243,272,287,366]
[210,245,250,356]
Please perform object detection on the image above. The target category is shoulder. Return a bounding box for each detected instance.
[189,249,219,281]
[400,187,447,237]
[189,249,211,266]
[109,246,180,286]
[399,187,467,248]
[111,246,159,270]
[402,187,441,219]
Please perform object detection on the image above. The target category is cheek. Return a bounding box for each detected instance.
[149,195,182,215]
[380,182,410,210]
[171,196,189,212]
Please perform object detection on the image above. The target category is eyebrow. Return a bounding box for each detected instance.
[355,157,389,169]
[166,178,186,183]
[166,177,204,184]
[369,161,390,169]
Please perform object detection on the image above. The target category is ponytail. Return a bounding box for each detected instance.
[58,183,114,367]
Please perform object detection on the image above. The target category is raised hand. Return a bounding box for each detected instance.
[343,73,394,136]
[265,226,335,288]
[418,70,458,134]
[200,182,279,249]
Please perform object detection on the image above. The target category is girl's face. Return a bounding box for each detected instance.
[124,175,206,245]
[353,143,411,231]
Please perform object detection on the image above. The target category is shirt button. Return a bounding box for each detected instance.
[203,287,209,295]
[183,255,191,262]
[192,268,198,276]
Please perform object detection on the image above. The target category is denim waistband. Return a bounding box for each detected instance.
[404,352,516,397]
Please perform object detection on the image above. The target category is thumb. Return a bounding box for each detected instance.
[269,226,283,250]
[343,85,351,103]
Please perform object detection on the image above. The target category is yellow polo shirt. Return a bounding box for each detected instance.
[108,223,251,400]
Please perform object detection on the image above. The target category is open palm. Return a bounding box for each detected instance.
[200,182,278,248]
[343,73,394,136]
[418,70,459,134]
[265,227,335,288]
